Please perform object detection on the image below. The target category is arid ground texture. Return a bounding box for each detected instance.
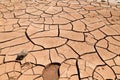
[0,0,120,80]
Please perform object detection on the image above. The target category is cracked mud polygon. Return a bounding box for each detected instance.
[0,0,120,80]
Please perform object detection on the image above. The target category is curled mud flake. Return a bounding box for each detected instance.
[21,62,33,70]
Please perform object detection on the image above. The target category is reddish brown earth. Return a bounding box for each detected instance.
[0,0,120,80]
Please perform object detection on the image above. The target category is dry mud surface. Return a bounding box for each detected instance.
[0,0,120,80]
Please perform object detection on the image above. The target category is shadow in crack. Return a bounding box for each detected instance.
[42,63,61,80]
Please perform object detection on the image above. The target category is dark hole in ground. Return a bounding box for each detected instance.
[42,63,61,80]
